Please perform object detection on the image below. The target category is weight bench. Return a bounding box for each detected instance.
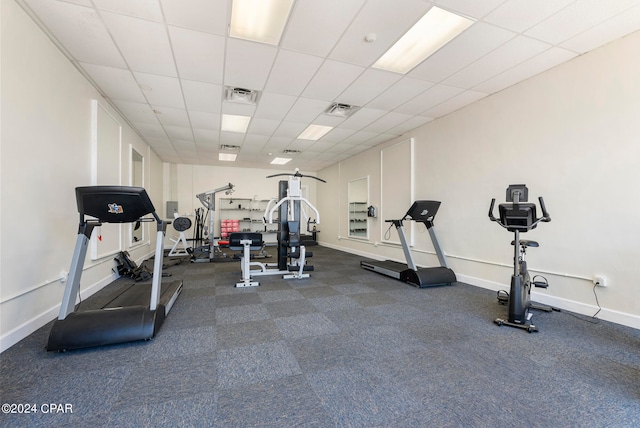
[229,232,264,287]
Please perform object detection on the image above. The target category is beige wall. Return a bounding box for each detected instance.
[318,30,640,329]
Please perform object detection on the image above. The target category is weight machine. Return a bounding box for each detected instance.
[192,183,234,262]
[229,169,325,287]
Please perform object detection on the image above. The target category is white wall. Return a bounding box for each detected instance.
[0,0,163,351]
[318,30,640,329]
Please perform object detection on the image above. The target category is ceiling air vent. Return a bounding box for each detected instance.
[283,149,301,155]
[220,144,240,151]
[224,86,260,105]
[324,102,360,118]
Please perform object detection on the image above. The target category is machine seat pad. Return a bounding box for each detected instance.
[229,232,263,251]
[511,239,539,247]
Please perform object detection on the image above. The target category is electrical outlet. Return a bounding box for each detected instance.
[593,275,607,287]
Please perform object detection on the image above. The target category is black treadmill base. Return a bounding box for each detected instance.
[361,261,456,288]
[47,305,163,352]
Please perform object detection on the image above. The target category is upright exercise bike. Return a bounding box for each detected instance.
[488,184,552,333]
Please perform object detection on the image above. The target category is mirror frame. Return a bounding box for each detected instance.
[348,176,369,239]
[130,147,145,247]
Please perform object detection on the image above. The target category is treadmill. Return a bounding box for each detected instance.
[360,200,456,288]
[47,186,183,351]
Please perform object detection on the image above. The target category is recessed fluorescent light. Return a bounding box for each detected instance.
[230,0,295,45]
[219,153,237,161]
[373,6,475,74]
[270,157,292,165]
[298,124,333,141]
[221,114,251,133]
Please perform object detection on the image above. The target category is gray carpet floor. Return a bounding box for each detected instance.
[1,245,638,427]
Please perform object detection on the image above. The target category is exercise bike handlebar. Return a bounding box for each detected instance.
[539,196,551,222]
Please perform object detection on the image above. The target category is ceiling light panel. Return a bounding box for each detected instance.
[298,124,334,141]
[373,7,475,74]
[219,153,238,161]
[221,114,251,133]
[229,0,295,45]
[270,157,292,165]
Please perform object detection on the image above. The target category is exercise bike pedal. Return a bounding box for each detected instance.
[533,280,548,288]
[496,290,509,305]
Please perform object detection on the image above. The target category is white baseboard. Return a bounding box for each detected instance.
[320,243,639,330]
[0,272,117,353]
[457,273,640,330]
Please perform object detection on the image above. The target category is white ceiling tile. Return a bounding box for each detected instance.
[313,114,346,127]
[112,100,159,124]
[169,26,225,83]
[196,142,218,153]
[248,118,281,136]
[93,0,163,21]
[285,98,328,122]
[81,63,146,103]
[321,128,358,143]
[338,108,388,130]
[135,122,169,140]
[337,69,403,106]
[342,131,380,145]
[483,0,576,33]
[243,134,270,148]
[160,0,228,35]
[272,122,308,139]
[154,107,190,127]
[302,60,365,100]
[387,116,434,135]
[434,0,508,19]
[525,0,640,45]
[264,137,293,150]
[560,5,640,53]
[281,0,366,56]
[409,23,516,82]
[189,111,220,130]
[394,84,465,115]
[224,38,278,90]
[102,12,176,76]
[134,72,184,108]
[182,80,223,113]
[264,50,324,96]
[307,140,338,152]
[22,0,640,171]
[362,111,415,134]
[422,90,488,117]
[330,0,431,67]
[193,129,219,145]
[473,47,579,93]
[220,131,247,146]
[23,0,126,67]
[444,35,551,88]
[254,92,298,120]
[164,126,194,141]
[367,77,436,110]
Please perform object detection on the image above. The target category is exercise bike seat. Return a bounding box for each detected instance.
[511,239,539,247]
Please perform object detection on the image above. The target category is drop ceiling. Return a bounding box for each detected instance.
[17,0,640,171]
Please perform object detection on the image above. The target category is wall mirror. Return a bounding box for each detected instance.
[348,177,369,239]
[131,148,144,246]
